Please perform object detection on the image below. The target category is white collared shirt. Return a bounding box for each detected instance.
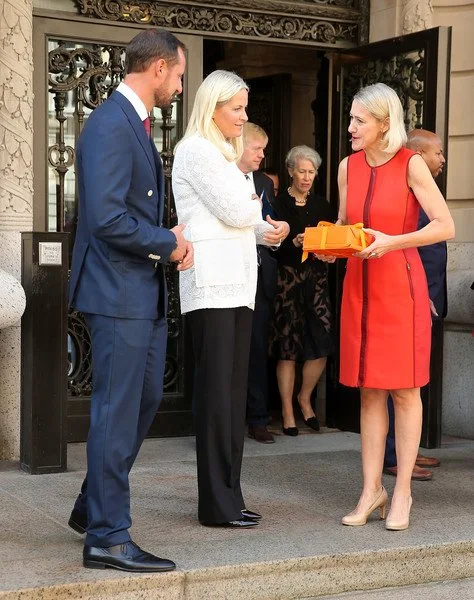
[116,82,149,121]
[243,171,257,196]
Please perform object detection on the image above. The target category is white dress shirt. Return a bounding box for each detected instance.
[116,82,149,121]
[244,171,257,196]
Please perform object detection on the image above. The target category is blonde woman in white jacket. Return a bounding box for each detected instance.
[173,70,289,528]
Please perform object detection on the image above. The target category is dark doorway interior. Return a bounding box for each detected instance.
[203,39,331,420]
[203,39,329,198]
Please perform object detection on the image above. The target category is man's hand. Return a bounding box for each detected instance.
[169,223,187,263]
[176,241,194,271]
[293,233,304,248]
[429,299,438,317]
[264,215,290,245]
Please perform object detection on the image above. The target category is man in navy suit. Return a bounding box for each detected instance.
[238,123,289,443]
[67,29,193,572]
[384,129,446,480]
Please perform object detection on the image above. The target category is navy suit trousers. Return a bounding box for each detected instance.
[74,313,168,547]
[247,272,271,426]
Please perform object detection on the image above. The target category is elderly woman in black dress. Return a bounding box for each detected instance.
[270,145,334,435]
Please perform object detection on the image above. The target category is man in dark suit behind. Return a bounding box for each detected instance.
[384,129,447,480]
[238,123,289,443]
[68,29,193,572]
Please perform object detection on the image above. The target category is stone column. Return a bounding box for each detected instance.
[0,0,33,459]
[400,0,433,34]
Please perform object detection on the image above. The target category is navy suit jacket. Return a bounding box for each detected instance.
[253,171,278,301]
[69,91,177,319]
[418,209,448,319]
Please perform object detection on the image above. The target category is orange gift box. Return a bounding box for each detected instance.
[302,221,374,261]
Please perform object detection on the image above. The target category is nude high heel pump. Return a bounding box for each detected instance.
[386,496,412,531]
[341,486,388,527]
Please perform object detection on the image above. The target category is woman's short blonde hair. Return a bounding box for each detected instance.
[177,70,249,161]
[285,145,322,171]
[353,83,407,154]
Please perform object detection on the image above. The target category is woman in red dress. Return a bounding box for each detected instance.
[323,83,454,530]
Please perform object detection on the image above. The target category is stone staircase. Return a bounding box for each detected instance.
[1,433,473,599]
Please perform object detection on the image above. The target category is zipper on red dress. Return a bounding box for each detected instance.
[404,257,417,385]
[405,261,415,300]
[357,168,376,388]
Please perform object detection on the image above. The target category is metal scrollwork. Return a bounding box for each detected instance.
[49,42,124,112]
[46,38,184,404]
[48,41,126,234]
[68,310,93,396]
[48,91,75,232]
[75,0,367,46]
[160,104,182,379]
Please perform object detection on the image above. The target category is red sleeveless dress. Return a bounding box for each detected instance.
[340,148,431,389]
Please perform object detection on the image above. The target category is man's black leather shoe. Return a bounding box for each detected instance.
[201,519,258,528]
[248,424,275,444]
[83,541,176,572]
[68,509,87,534]
[241,509,262,521]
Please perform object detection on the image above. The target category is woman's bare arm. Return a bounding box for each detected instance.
[336,157,348,225]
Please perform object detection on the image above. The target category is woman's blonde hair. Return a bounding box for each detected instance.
[177,70,249,161]
[353,83,407,154]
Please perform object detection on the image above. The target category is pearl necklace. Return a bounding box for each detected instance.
[288,186,309,206]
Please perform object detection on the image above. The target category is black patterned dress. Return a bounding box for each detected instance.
[269,190,334,361]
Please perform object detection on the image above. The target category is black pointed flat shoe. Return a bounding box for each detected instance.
[282,426,298,436]
[241,509,262,521]
[201,519,258,528]
[304,416,320,431]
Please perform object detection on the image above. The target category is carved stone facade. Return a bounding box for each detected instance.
[0,270,26,329]
[0,0,34,231]
[75,0,369,46]
[0,0,32,459]
[401,0,433,35]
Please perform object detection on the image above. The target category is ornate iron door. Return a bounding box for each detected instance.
[325,27,451,445]
[33,17,201,442]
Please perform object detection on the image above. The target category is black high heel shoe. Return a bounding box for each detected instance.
[304,416,320,431]
[282,426,298,436]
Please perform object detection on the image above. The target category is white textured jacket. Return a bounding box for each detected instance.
[172,134,274,314]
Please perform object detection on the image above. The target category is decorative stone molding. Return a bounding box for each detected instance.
[401,0,433,35]
[75,0,369,46]
[0,0,33,232]
[0,268,26,328]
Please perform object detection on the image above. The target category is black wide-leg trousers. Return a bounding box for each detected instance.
[187,306,253,524]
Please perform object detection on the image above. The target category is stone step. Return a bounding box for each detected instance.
[0,540,472,600]
[306,577,474,600]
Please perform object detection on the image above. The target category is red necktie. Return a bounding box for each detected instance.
[143,116,151,138]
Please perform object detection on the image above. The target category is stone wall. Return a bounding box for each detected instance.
[0,0,33,459]
[432,1,474,439]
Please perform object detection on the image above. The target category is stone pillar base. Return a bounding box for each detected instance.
[0,326,21,459]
